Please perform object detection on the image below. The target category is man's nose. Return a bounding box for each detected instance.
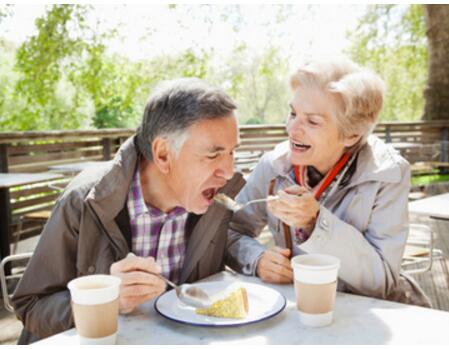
[216,154,234,180]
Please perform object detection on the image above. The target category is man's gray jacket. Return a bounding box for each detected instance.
[12,135,245,344]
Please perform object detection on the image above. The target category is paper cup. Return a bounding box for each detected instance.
[291,254,340,327]
[67,274,121,345]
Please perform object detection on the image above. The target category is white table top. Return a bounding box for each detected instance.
[35,272,449,345]
[0,172,63,188]
[48,161,106,174]
[409,192,449,220]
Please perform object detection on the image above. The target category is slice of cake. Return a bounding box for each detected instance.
[195,285,249,319]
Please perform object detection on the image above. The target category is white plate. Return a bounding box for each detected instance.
[154,281,286,327]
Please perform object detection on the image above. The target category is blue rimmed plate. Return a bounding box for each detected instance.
[154,281,286,327]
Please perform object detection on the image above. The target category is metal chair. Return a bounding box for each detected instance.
[0,252,33,313]
[12,210,51,254]
[402,223,443,274]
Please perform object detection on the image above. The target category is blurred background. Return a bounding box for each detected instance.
[0,4,434,130]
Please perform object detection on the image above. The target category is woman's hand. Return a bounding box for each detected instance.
[267,185,320,236]
[256,246,293,284]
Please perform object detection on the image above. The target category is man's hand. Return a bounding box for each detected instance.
[110,254,166,314]
[267,185,320,235]
[256,246,293,284]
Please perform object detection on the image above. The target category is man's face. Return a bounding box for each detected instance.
[167,114,239,214]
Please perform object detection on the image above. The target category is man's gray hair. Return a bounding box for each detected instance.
[137,78,237,161]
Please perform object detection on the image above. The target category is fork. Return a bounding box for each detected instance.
[214,193,279,212]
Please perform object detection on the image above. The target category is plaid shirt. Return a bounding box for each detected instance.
[127,167,188,283]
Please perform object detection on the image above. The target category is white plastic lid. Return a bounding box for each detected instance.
[291,254,340,285]
[67,274,121,305]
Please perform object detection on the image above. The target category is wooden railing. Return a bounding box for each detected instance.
[1,120,449,244]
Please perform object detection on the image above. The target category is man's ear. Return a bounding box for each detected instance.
[344,133,362,148]
[151,137,171,174]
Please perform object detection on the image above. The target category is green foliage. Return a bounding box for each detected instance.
[0,4,431,131]
[0,3,222,131]
[411,173,449,186]
[8,5,92,130]
[1,5,296,130]
[15,5,86,104]
[210,43,290,124]
[348,4,427,121]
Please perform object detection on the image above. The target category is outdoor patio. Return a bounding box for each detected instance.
[3,3,449,345]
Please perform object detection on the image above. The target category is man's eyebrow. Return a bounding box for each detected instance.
[207,146,225,152]
[207,143,240,152]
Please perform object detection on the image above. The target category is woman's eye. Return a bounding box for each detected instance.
[289,112,296,118]
[207,154,219,160]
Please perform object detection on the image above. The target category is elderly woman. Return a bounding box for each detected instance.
[226,57,430,306]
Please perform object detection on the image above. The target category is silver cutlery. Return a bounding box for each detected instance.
[214,193,278,212]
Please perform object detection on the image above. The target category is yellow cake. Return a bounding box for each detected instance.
[195,287,249,319]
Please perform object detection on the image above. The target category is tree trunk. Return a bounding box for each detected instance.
[423,5,449,120]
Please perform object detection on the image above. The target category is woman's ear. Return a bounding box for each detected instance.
[344,133,362,148]
[151,137,171,174]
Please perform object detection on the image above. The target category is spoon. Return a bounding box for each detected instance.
[151,272,212,308]
[214,192,279,212]
[126,253,212,308]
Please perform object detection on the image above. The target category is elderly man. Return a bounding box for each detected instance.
[12,78,244,344]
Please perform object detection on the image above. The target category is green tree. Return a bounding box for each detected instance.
[348,4,427,121]
[423,5,449,121]
[68,43,141,129]
[9,4,145,130]
[212,44,290,125]
[12,5,91,130]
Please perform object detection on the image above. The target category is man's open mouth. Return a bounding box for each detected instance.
[202,188,217,201]
[291,139,311,151]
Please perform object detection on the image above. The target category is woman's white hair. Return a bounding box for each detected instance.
[290,57,386,152]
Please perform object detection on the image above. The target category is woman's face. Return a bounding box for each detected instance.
[286,85,358,174]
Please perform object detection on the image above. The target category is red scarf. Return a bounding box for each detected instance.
[294,152,351,200]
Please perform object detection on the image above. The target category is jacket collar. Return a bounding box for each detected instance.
[84,135,140,258]
[271,135,402,187]
[86,135,138,219]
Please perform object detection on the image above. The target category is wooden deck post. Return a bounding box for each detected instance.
[440,127,449,174]
[385,126,392,143]
[0,144,8,173]
[102,138,112,161]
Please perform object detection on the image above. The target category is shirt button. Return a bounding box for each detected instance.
[88,266,96,274]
